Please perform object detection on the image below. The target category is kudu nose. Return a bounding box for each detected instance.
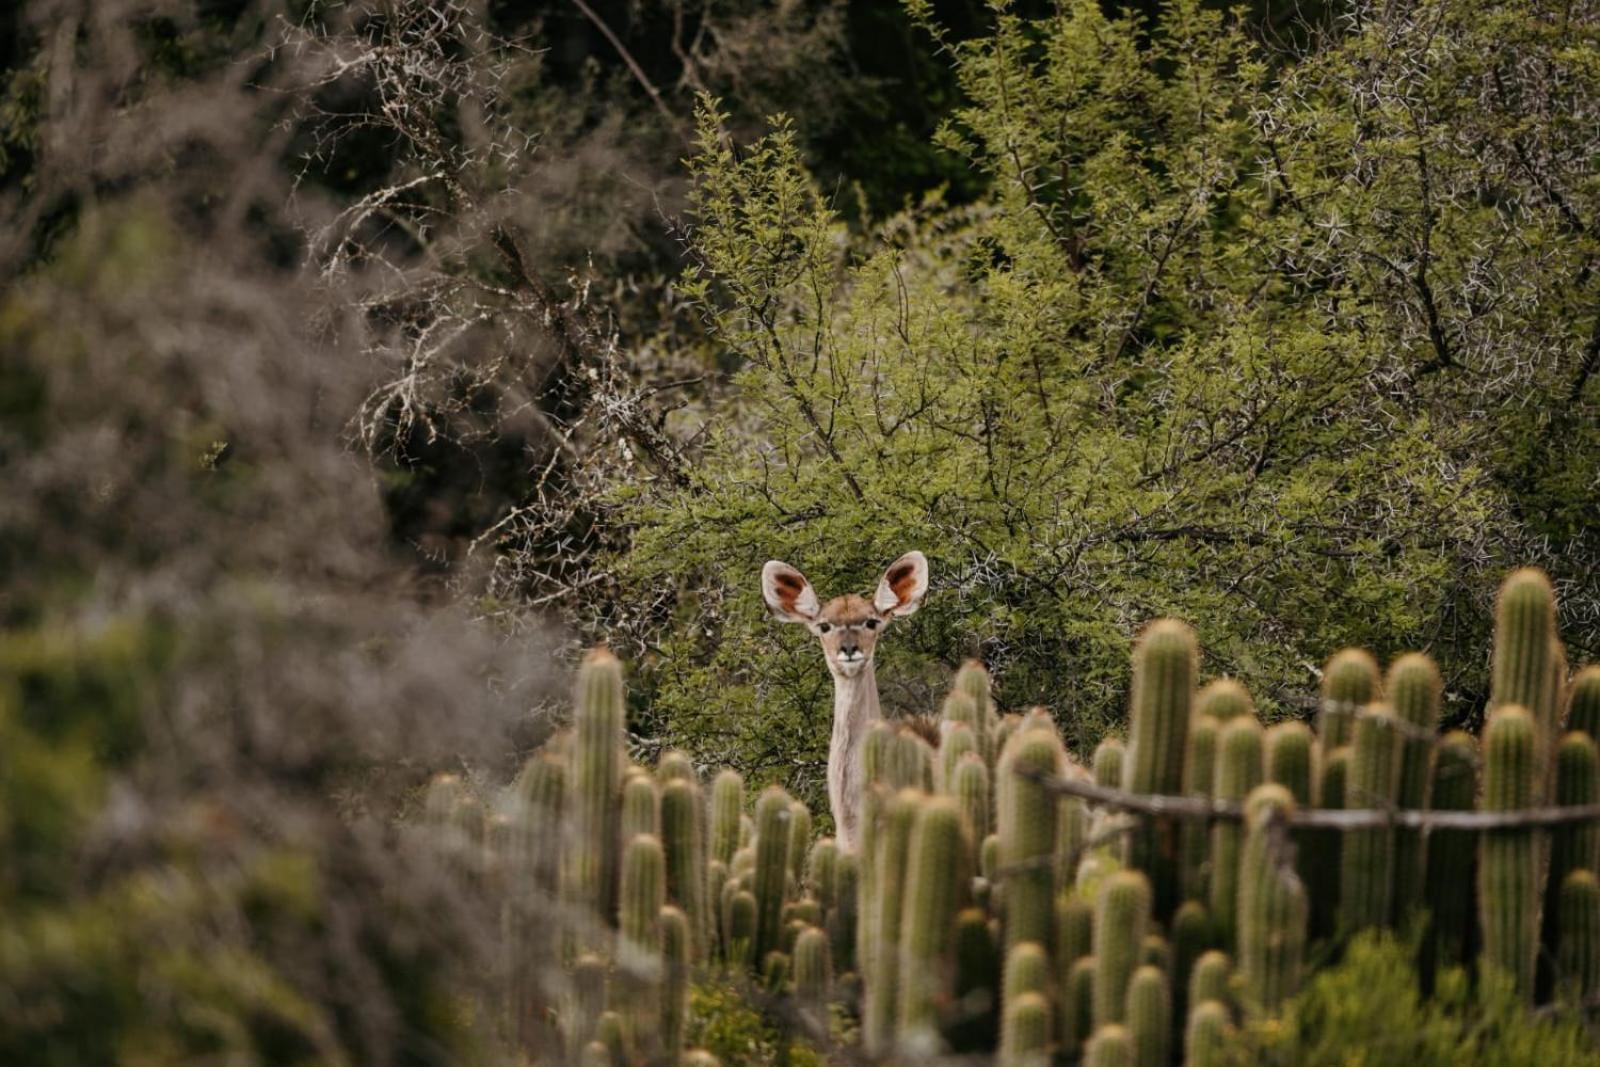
[840,640,860,657]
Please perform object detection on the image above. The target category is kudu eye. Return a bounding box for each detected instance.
[817,623,831,634]
[865,619,880,630]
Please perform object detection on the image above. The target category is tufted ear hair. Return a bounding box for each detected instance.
[762,560,820,623]
[873,551,929,618]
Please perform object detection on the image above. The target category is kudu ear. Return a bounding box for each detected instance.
[874,551,929,618]
[762,560,821,624]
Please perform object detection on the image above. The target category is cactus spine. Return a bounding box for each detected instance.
[1094,870,1153,1027]
[1180,716,1219,904]
[1317,649,1379,750]
[752,787,793,966]
[899,797,971,1051]
[1479,705,1539,998]
[1237,784,1307,1016]
[1126,965,1170,1067]
[564,649,626,950]
[1122,619,1197,915]
[1211,717,1263,949]
[999,730,1063,950]
[1340,705,1401,934]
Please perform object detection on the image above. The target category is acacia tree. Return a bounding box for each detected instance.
[593,0,1600,807]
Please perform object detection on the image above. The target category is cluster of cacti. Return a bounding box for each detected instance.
[420,568,1600,1064]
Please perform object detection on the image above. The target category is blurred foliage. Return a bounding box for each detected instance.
[1230,932,1599,1064]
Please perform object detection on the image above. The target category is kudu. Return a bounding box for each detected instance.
[761,551,929,851]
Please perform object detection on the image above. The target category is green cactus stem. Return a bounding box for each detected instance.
[1064,955,1097,1053]
[1183,1000,1232,1067]
[579,1040,611,1067]
[709,770,743,866]
[1479,706,1540,999]
[1264,722,1314,806]
[1127,965,1170,1067]
[1211,718,1263,950]
[660,906,690,1063]
[1340,705,1401,935]
[1000,729,1064,951]
[656,750,697,783]
[1490,570,1562,755]
[807,837,839,913]
[1421,731,1477,981]
[863,789,920,1056]
[954,753,993,850]
[762,950,790,993]
[1180,716,1220,904]
[1541,732,1600,997]
[564,649,627,948]
[999,991,1052,1067]
[1556,869,1600,1005]
[940,720,979,792]
[863,721,896,787]
[899,797,972,1052]
[787,801,813,883]
[1238,785,1307,1016]
[595,1012,625,1066]
[955,660,999,763]
[1171,901,1212,1032]
[752,786,794,966]
[1123,619,1198,917]
[1058,892,1095,974]
[1307,745,1350,942]
[830,851,859,975]
[660,778,707,961]
[1188,950,1232,1011]
[794,924,833,1022]
[564,953,607,1060]
[622,771,660,845]
[1568,667,1600,741]
[1387,654,1442,929]
[950,907,1000,1052]
[1085,1024,1133,1067]
[1317,650,1380,750]
[1094,870,1153,1027]
[1196,678,1254,724]
[726,890,756,969]
[618,834,666,1056]
[1093,737,1126,791]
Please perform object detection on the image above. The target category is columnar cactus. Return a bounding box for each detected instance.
[1308,745,1349,941]
[830,851,859,974]
[1058,893,1095,972]
[899,797,972,1051]
[1171,901,1211,1029]
[1093,737,1125,791]
[1556,869,1600,1005]
[787,801,813,883]
[1196,678,1254,724]
[954,659,998,764]
[752,787,794,966]
[1094,870,1153,1027]
[1423,732,1477,976]
[1180,716,1220,904]
[1238,784,1307,1015]
[999,991,1051,1067]
[863,789,920,1055]
[618,834,666,1055]
[661,778,708,960]
[1541,732,1599,994]
[661,905,691,1062]
[1126,965,1170,1067]
[1064,956,1097,1051]
[1211,718,1263,949]
[1490,570,1561,758]
[622,771,661,845]
[725,890,757,968]
[939,720,979,792]
[1004,940,1050,1007]
[1084,1024,1133,1067]
[564,953,608,1060]
[807,838,839,914]
[656,749,697,783]
[564,648,627,951]
[1317,649,1380,750]
[793,925,833,1023]
[1122,619,1197,916]
[1340,704,1401,934]
[1479,706,1539,998]
[506,753,566,1052]
[709,770,743,866]
[1569,667,1600,740]
[887,728,935,791]
[1188,950,1232,1011]
[950,907,1000,1051]
[999,729,1063,950]
[954,753,992,850]
[1183,1000,1232,1067]
[1387,653,1441,927]
[1264,722,1314,805]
